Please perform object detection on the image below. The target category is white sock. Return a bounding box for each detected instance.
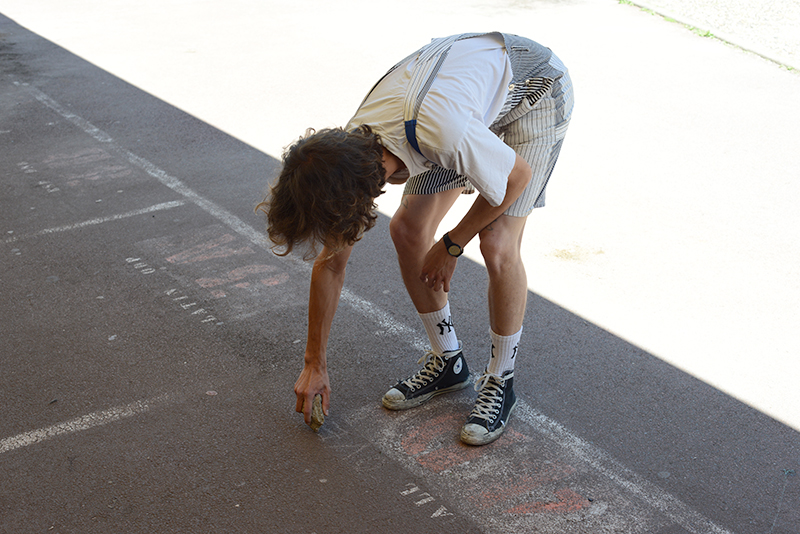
[486,327,523,376]
[419,302,460,355]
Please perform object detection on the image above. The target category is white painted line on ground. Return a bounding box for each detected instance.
[23,83,733,534]
[25,84,272,250]
[25,83,427,350]
[0,394,170,455]
[3,200,186,244]
[340,286,427,351]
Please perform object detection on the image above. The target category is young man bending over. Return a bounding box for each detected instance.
[259,32,573,445]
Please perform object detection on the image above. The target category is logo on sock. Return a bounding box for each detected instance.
[490,343,496,358]
[437,316,454,335]
[512,344,518,359]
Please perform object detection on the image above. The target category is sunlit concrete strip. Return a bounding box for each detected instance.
[624,0,799,70]
[0,394,170,455]
[3,200,186,244]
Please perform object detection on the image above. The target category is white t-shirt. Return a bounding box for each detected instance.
[346,34,517,207]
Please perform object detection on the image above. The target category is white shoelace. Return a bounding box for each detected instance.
[402,350,447,391]
[469,372,512,422]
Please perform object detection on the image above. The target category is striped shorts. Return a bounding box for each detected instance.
[404,55,574,217]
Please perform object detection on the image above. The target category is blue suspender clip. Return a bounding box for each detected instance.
[404,119,423,156]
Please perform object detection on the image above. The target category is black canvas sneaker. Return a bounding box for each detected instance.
[460,369,517,446]
[382,346,470,410]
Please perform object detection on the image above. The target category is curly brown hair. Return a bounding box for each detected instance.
[256,125,386,259]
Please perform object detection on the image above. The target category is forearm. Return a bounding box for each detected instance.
[448,194,509,248]
[449,153,532,247]
[304,245,353,367]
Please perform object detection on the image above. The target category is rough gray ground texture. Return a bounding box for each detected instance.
[628,0,800,69]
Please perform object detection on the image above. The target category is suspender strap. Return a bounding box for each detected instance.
[361,32,557,157]
[404,119,421,155]
[402,34,463,156]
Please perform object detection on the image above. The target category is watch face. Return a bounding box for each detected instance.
[448,245,462,256]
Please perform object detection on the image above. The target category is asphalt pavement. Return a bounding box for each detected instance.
[2,1,799,533]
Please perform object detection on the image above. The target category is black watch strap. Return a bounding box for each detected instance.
[443,232,463,257]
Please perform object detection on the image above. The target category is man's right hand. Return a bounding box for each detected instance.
[294,361,331,425]
[294,244,352,428]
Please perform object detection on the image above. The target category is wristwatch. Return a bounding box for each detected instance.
[442,232,463,257]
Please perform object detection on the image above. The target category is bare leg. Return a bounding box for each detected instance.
[382,188,471,411]
[459,214,528,445]
[478,214,529,335]
[390,188,464,313]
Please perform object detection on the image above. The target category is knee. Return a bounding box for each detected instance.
[479,230,522,274]
[390,212,427,255]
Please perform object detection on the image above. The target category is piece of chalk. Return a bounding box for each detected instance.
[310,394,324,432]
